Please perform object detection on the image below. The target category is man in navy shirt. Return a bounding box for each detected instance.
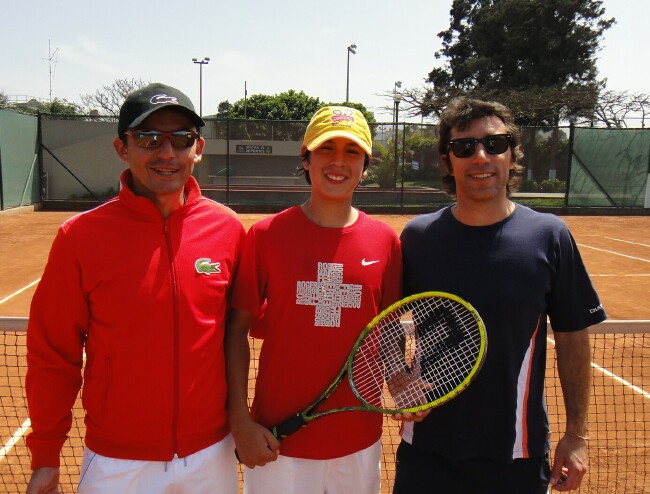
[394,97,606,493]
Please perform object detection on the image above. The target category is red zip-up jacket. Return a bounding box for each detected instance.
[26,170,246,469]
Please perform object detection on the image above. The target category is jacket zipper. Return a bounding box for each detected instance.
[164,219,181,458]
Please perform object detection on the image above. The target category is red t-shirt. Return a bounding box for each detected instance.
[232,206,402,459]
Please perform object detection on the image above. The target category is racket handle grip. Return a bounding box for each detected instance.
[271,415,308,439]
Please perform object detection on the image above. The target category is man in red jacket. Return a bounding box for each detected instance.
[26,83,245,494]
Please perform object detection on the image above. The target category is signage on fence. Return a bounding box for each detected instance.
[236,145,272,154]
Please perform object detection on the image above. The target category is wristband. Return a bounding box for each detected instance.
[565,431,590,440]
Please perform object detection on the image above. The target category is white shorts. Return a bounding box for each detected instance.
[77,434,238,494]
[243,439,381,494]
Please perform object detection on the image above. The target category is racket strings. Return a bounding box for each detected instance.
[416,304,482,396]
[350,296,484,412]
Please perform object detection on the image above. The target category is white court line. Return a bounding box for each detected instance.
[0,280,40,458]
[577,243,650,263]
[592,362,650,400]
[0,279,41,305]
[605,237,650,249]
[0,418,30,460]
[0,279,35,459]
[548,337,650,401]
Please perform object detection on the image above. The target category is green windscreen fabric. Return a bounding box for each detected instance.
[0,110,39,209]
[569,128,650,207]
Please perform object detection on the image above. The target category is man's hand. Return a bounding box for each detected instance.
[390,409,431,422]
[26,467,60,494]
[225,309,279,468]
[549,433,588,491]
[231,415,280,469]
[386,367,433,422]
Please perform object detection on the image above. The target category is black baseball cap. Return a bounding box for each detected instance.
[117,83,205,137]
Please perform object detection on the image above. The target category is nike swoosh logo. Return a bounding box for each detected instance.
[361,259,380,266]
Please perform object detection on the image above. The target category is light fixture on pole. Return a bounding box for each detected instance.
[346,44,357,103]
[191,57,210,117]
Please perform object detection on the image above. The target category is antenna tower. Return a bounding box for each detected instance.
[44,40,59,102]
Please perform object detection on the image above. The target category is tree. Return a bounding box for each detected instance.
[42,99,82,115]
[589,90,650,128]
[216,100,232,118]
[395,84,649,128]
[630,93,650,129]
[321,101,377,128]
[214,90,321,140]
[367,128,438,189]
[404,0,615,125]
[6,98,82,116]
[0,91,7,108]
[221,90,377,125]
[224,90,322,121]
[81,78,149,116]
[392,84,598,125]
[430,0,614,90]
[214,90,377,141]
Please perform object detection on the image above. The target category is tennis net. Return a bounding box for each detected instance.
[1,318,648,493]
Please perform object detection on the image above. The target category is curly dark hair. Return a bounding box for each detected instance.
[438,97,525,196]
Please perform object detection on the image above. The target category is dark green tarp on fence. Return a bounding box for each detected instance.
[569,128,650,207]
[0,110,39,210]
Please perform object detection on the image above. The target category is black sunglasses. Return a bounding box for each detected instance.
[447,134,512,158]
[124,130,200,149]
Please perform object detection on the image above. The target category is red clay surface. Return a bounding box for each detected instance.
[1,210,649,493]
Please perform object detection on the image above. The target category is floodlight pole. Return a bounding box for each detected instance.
[392,81,402,125]
[192,57,210,117]
[346,44,357,103]
[393,90,402,191]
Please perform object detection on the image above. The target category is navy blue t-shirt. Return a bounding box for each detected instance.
[400,205,606,462]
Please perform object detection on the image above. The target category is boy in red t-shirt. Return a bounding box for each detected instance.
[225,106,423,494]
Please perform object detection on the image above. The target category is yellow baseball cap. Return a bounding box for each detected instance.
[302,106,372,156]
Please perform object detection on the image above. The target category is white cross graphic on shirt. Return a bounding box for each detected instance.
[296,262,362,327]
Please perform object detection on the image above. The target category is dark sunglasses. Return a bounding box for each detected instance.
[124,130,200,149]
[447,133,512,158]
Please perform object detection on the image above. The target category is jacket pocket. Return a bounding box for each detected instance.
[82,355,113,428]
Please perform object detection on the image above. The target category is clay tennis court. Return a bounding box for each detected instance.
[0,210,649,493]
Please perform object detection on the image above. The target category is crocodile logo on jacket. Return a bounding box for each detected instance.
[195,258,221,275]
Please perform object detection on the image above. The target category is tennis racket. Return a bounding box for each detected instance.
[271,291,488,439]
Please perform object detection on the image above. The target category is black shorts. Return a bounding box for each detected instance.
[392,440,551,494]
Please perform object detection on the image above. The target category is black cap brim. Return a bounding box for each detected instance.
[124,105,205,135]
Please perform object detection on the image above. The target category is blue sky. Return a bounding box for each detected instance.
[1,0,646,122]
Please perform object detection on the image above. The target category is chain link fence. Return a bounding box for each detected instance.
[1,112,648,212]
